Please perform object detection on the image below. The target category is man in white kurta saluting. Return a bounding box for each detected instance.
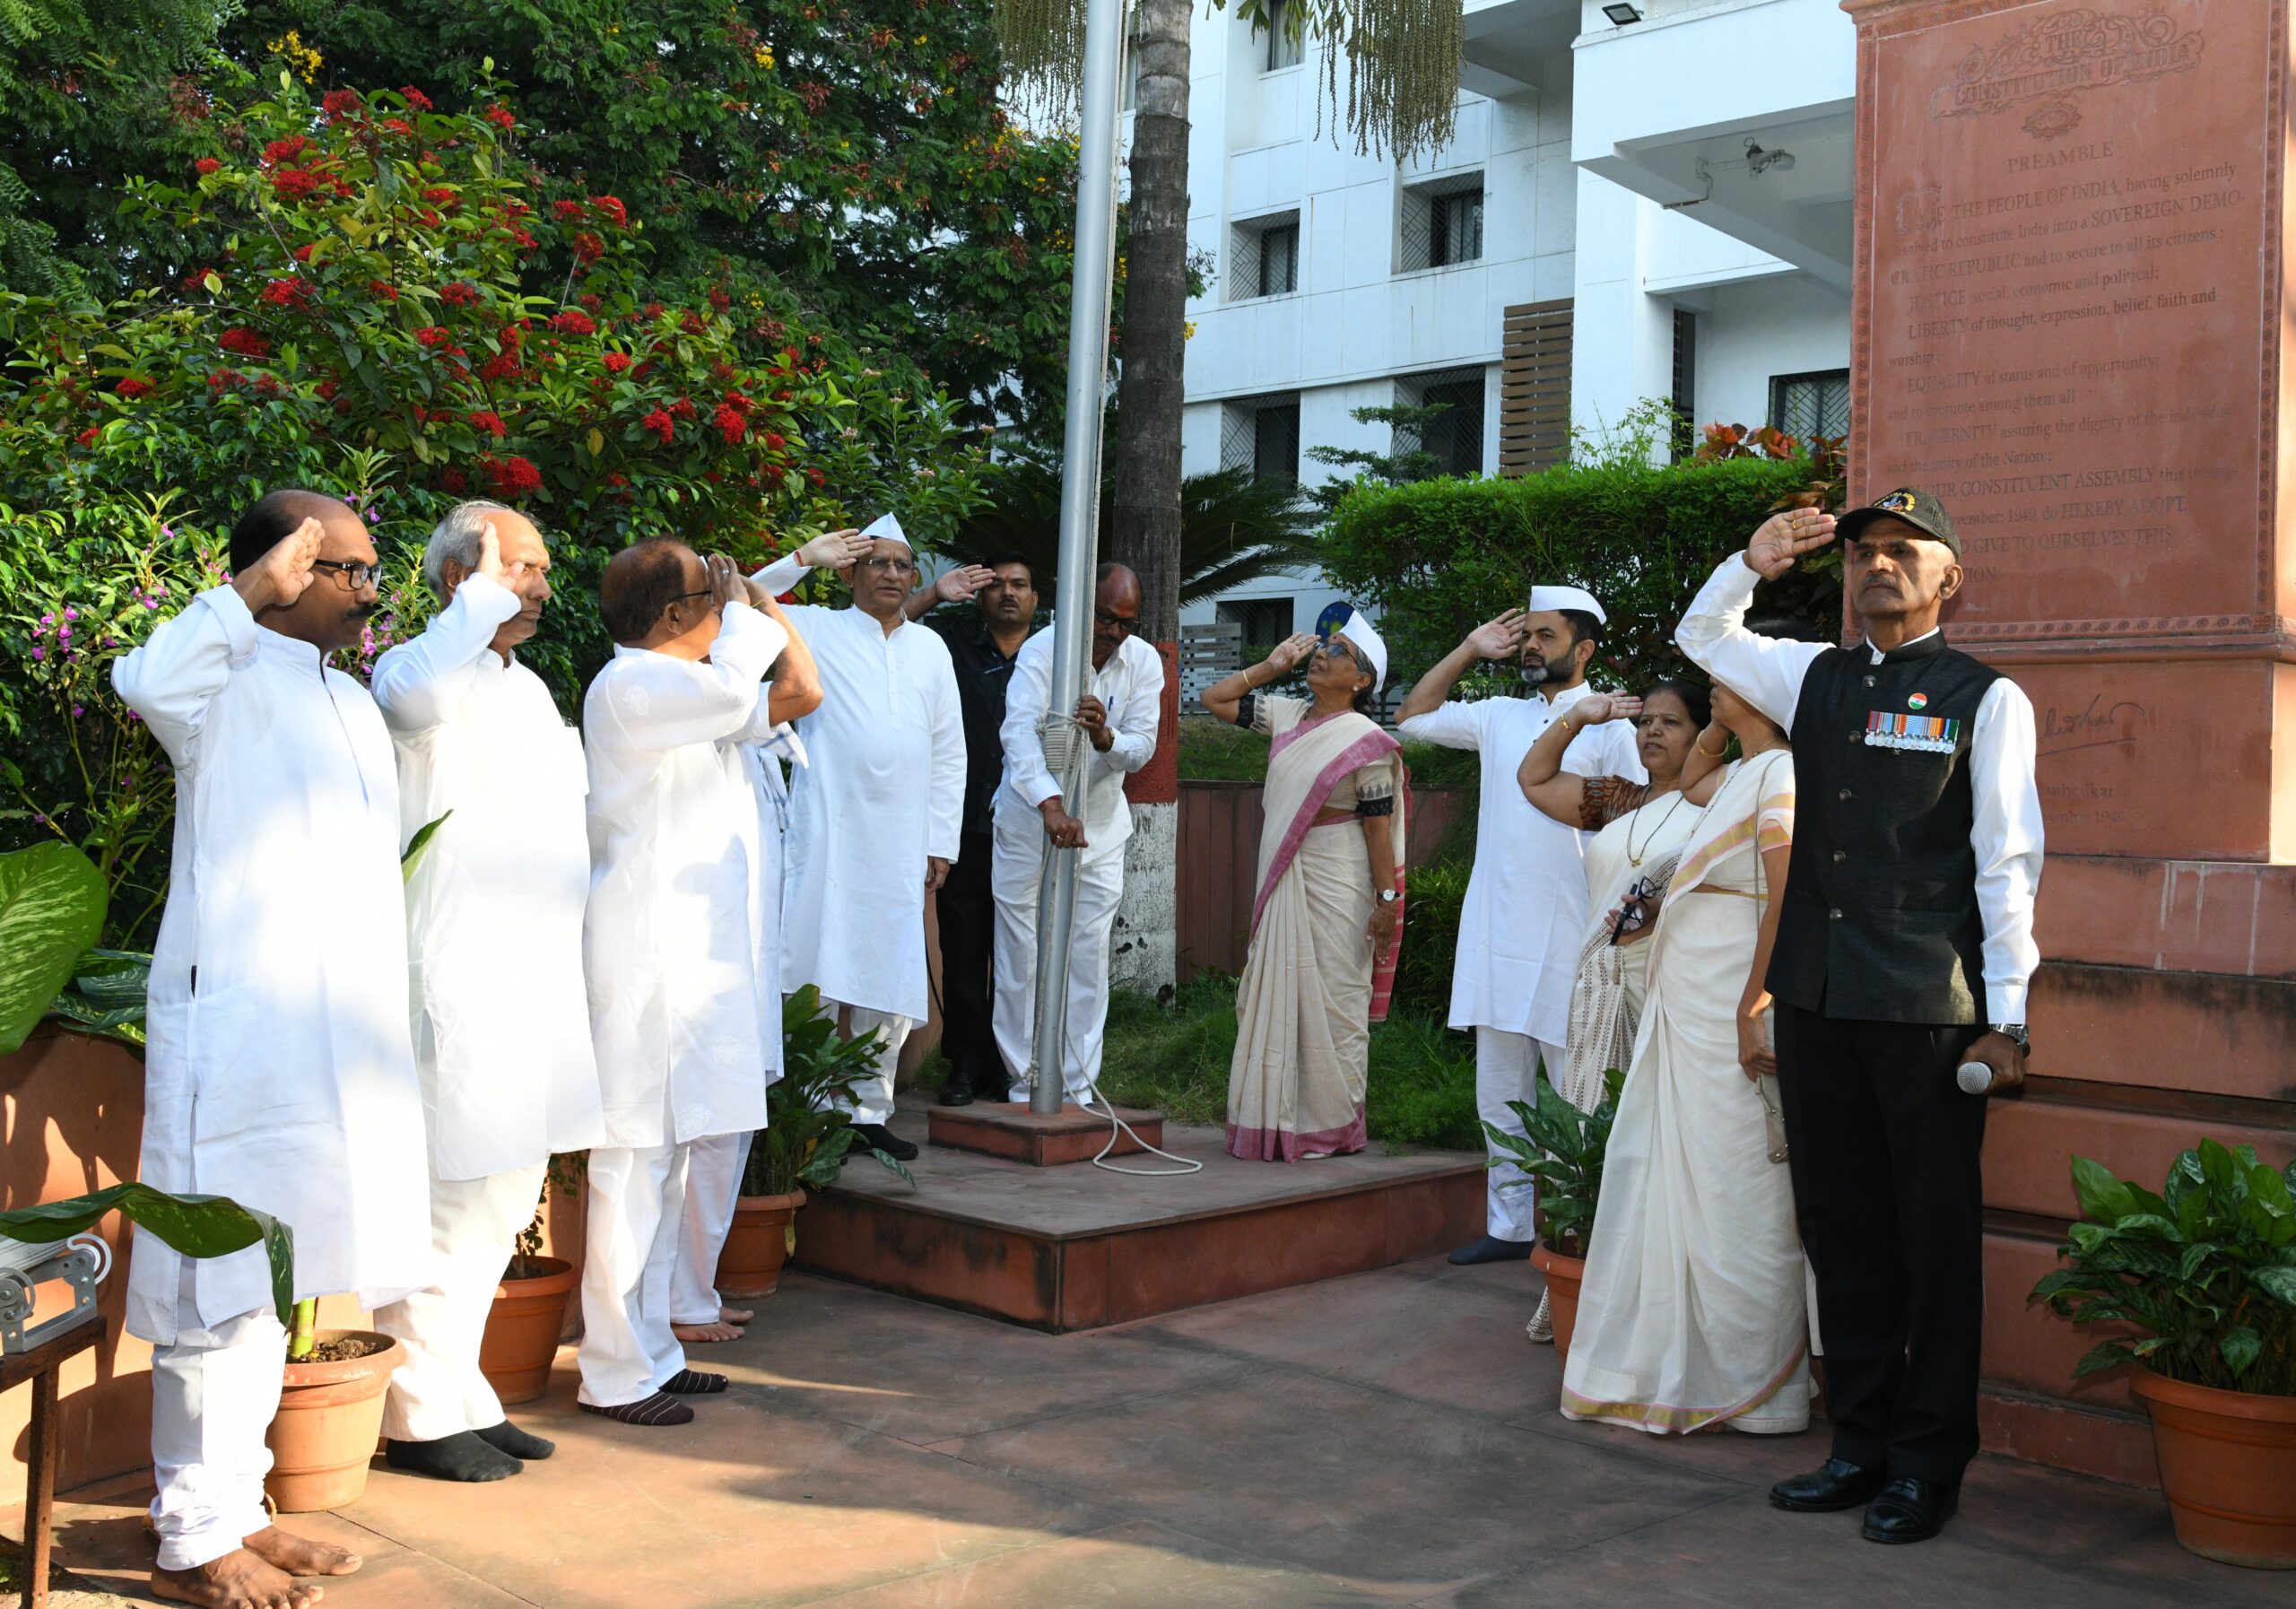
[991,562,1165,1104]
[778,514,966,1161]
[1396,589,1645,1266]
[115,489,430,1608]
[368,501,606,1480]
[578,539,812,1425]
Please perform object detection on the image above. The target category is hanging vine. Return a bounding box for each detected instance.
[995,0,1463,163]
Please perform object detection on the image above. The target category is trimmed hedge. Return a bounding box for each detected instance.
[1320,456,1841,693]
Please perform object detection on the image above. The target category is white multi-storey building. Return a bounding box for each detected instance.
[1167,0,1857,648]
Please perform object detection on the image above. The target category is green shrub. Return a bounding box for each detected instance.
[1391,859,1469,1022]
[1321,452,1839,692]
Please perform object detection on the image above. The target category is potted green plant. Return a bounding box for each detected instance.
[2030,1143,2296,1569]
[715,986,914,1298]
[1482,1069,1624,1363]
[478,1152,587,1405]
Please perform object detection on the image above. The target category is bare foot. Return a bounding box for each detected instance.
[719,1305,754,1325]
[242,1526,361,1578]
[152,1547,321,1608]
[671,1320,744,1344]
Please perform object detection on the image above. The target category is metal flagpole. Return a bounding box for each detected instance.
[1027,0,1130,1115]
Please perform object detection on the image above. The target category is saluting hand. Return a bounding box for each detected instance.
[232,517,326,612]
[1264,631,1319,675]
[1746,508,1838,580]
[1570,692,1642,726]
[706,553,745,611]
[1466,610,1528,660]
[796,528,869,570]
[934,564,997,605]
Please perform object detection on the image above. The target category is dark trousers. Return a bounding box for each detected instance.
[1772,1004,1989,1485]
[935,830,999,1091]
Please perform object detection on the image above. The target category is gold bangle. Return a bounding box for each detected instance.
[1695,732,1729,757]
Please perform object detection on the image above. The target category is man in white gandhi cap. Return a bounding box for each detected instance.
[1396,586,1644,1265]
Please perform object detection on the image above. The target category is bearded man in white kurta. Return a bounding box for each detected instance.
[114,490,429,1608]
[578,540,809,1425]
[366,503,606,1482]
[992,564,1164,1104]
[664,528,853,1346]
[778,514,966,1161]
[1395,589,1645,1265]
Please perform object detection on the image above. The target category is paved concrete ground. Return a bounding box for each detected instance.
[48,1258,2257,1608]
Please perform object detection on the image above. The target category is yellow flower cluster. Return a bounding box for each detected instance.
[754,47,775,68]
[1184,320,1198,340]
[266,30,322,83]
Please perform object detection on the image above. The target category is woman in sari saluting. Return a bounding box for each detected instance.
[1203,605,1409,1161]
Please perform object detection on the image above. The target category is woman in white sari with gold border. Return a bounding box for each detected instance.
[1559,674,1813,1436]
[1203,611,1409,1161]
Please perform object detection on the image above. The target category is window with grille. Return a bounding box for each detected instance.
[1770,369,1850,439]
[1222,394,1302,485]
[1227,211,1300,301]
[1263,0,1304,70]
[1395,370,1486,478]
[1399,174,1484,273]
[1217,596,1294,648]
[1670,309,1698,462]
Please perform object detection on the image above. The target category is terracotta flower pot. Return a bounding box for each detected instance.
[714,1191,806,1299]
[2132,1367,2296,1570]
[1531,1246,1586,1365]
[480,1256,577,1406]
[264,1332,404,1513]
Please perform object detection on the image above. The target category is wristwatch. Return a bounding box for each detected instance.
[1991,1022,2030,1054]
[1378,889,1399,905]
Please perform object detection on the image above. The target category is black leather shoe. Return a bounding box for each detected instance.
[851,1121,920,1161]
[1447,1234,1534,1265]
[1862,1477,1958,1544]
[1769,1458,1889,1513]
[938,1083,976,1107]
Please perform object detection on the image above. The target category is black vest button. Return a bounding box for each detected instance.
[1850,730,1860,742]
[1838,788,1852,802]
[1829,908,1844,919]
[1832,849,1847,863]
[1864,674,1876,687]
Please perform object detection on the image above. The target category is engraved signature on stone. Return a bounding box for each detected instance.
[2038,693,2144,756]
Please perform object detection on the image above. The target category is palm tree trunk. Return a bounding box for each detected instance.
[1108,0,1190,1000]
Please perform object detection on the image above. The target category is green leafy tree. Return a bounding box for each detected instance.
[1302,399,1455,519]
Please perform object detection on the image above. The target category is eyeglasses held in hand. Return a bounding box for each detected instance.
[1094,608,1141,636]
[312,558,384,589]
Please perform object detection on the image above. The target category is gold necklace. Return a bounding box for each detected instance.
[1625,788,1687,867]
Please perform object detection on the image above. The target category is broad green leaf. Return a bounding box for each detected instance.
[203,271,222,294]
[587,427,605,457]
[2070,1156,2136,1224]
[2221,1326,2262,1379]
[401,812,452,883]
[2072,1340,2136,1379]
[0,843,109,1055]
[2249,1264,2296,1308]
[0,1182,294,1328]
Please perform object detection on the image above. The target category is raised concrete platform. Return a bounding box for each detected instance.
[927,1099,1166,1165]
[796,1094,1483,1332]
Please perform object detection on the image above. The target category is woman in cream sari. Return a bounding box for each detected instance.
[1559,674,1813,1436]
[1203,608,1409,1161]
[1510,679,1720,1341]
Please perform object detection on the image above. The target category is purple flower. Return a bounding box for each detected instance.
[161,524,176,537]
[144,598,158,610]
[39,612,53,625]
[31,814,45,826]
[126,709,140,721]
[30,646,43,660]
[63,607,78,621]
[57,625,70,640]
[71,704,83,717]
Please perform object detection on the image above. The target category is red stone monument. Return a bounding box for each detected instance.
[1845,0,2296,1482]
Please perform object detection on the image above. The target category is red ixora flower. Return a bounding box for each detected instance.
[549,309,596,336]
[592,195,628,229]
[401,86,433,112]
[670,396,696,420]
[378,117,414,136]
[468,410,508,438]
[479,350,520,382]
[116,377,154,400]
[259,276,312,308]
[183,266,219,293]
[439,281,480,306]
[414,326,453,348]
[292,242,315,262]
[370,279,400,301]
[482,454,543,496]
[422,187,459,211]
[261,135,310,168]
[219,327,268,359]
[194,158,221,176]
[600,352,632,374]
[441,465,468,493]
[713,404,747,445]
[572,230,604,265]
[485,104,517,131]
[271,168,322,204]
[75,426,100,448]
[321,89,364,120]
[552,200,586,222]
[641,407,674,445]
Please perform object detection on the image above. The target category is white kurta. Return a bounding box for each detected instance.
[778,606,965,1022]
[1396,686,1646,1044]
[370,573,605,1179]
[990,630,1165,1095]
[113,585,430,1343]
[582,601,789,1147]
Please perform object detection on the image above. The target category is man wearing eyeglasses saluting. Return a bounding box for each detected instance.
[778,514,967,1161]
[115,490,430,1605]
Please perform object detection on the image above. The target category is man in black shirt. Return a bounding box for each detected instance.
[903,552,1040,1103]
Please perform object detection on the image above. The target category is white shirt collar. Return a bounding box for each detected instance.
[254,624,326,674]
[1868,627,1941,665]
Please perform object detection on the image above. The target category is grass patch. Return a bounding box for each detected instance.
[1095,974,1480,1151]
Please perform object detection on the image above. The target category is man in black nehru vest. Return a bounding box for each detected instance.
[1677,489,2043,1544]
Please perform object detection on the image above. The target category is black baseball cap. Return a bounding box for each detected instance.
[1836,487,1959,557]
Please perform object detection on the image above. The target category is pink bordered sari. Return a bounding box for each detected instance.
[1226,697,1410,1162]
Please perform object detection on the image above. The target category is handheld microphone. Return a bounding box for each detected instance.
[1955,1060,1996,1096]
